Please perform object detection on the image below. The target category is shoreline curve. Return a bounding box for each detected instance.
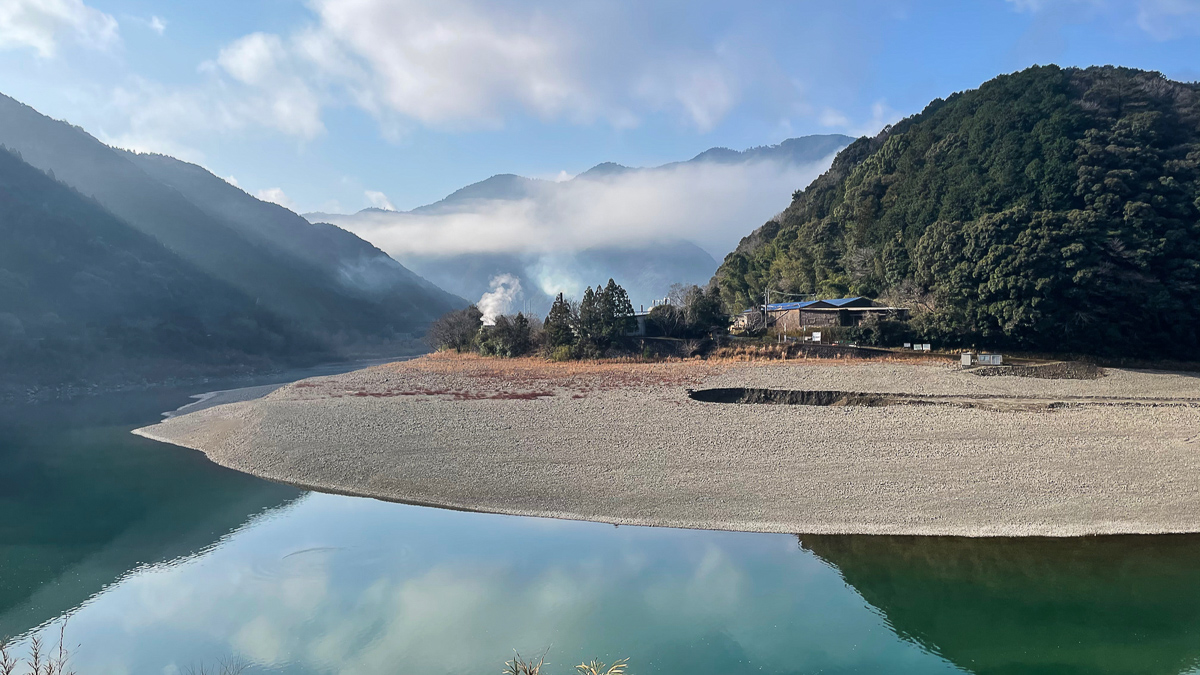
[134,354,1200,537]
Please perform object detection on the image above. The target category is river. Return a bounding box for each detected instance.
[2,371,1200,675]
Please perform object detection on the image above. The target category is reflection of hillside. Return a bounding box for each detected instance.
[0,391,301,639]
[799,534,1200,675]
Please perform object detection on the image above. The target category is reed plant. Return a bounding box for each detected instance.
[0,625,73,675]
[574,658,628,675]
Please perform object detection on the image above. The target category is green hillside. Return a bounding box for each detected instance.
[715,66,1200,356]
[0,148,323,387]
[0,93,464,354]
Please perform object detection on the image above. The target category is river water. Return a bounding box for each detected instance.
[3,376,1200,675]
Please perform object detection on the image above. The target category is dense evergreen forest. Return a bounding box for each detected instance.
[715,66,1200,357]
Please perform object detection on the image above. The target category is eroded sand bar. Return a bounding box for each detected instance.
[135,354,1200,536]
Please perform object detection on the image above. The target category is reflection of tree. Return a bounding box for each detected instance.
[799,534,1200,675]
[0,391,301,639]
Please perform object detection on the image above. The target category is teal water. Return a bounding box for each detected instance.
[3,387,1200,675]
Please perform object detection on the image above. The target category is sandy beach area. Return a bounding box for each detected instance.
[134,353,1200,536]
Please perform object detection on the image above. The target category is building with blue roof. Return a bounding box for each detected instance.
[733,297,908,332]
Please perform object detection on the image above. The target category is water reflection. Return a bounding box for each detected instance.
[801,534,1200,675]
[16,494,957,675]
[6,389,1200,674]
[0,390,301,640]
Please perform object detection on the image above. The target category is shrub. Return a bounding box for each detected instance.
[427,305,483,352]
[477,313,535,357]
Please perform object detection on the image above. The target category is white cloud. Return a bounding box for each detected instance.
[1005,0,1200,39]
[364,190,395,210]
[214,32,324,138]
[0,0,118,57]
[95,0,760,148]
[322,154,837,261]
[819,108,851,128]
[148,15,166,35]
[256,187,295,209]
[1136,0,1200,39]
[855,100,902,137]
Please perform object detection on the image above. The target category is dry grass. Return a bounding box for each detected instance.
[274,350,961,405]
[504,651,630,675]
[0,626,73,675]
[504,651,548,675]
[281,353,724,403]
[709,342,953,364]
[0,632,244,675]
[575,658,629,675]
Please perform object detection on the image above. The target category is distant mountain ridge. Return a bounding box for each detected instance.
[307,133,853,221]
[304,133,852,311]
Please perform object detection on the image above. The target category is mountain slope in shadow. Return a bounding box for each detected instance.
[0,93,464,360]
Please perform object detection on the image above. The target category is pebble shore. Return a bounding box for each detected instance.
[135,354,1200,536]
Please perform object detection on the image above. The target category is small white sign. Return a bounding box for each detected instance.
[811,332,821,343]
[904,343,912,348]
[923,344,932,351]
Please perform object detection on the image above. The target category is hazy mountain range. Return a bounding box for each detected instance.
[0,86,850,387]
[0,93,464,388]
[306,134,852,315]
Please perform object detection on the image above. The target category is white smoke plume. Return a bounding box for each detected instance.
[322,155,836,261]
[477,274,523,325]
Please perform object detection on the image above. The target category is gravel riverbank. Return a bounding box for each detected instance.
[134,354,1200,536]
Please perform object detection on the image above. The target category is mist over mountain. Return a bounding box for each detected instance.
[0,147,323,388]
[0,93,466,388]
[307,134,850,314]
[0,94,463,356]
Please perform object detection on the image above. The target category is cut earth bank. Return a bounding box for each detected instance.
[135,353,1200,537]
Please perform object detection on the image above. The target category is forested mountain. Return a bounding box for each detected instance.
[0,94,464,356]
[715,66,1200,356]
[0,147,321,387]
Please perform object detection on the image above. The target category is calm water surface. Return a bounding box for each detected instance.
[3,382,1200,675]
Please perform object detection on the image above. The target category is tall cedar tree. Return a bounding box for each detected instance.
[577,286,602,345]
[544,293,575,347]
[600,278,637,342]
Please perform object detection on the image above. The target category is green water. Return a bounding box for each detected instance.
[2,388,1200,675]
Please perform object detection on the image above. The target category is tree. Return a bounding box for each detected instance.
[477,312,533,357]
[576,286,603,346]
[651,284,728,337]
[713,65,1200,357]
[544,293,576,348]
[599,278,636,343]
[427,305,483,352]
[647,303,685,337]
[681,285,726,334]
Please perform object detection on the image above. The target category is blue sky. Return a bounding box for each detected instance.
[1,0,1198,214]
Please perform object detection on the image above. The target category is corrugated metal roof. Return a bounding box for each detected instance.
[824,297,867,307]
[742,297,878,314]
[763,301,822,311]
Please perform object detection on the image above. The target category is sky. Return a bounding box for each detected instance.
[0,0,1198,215]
